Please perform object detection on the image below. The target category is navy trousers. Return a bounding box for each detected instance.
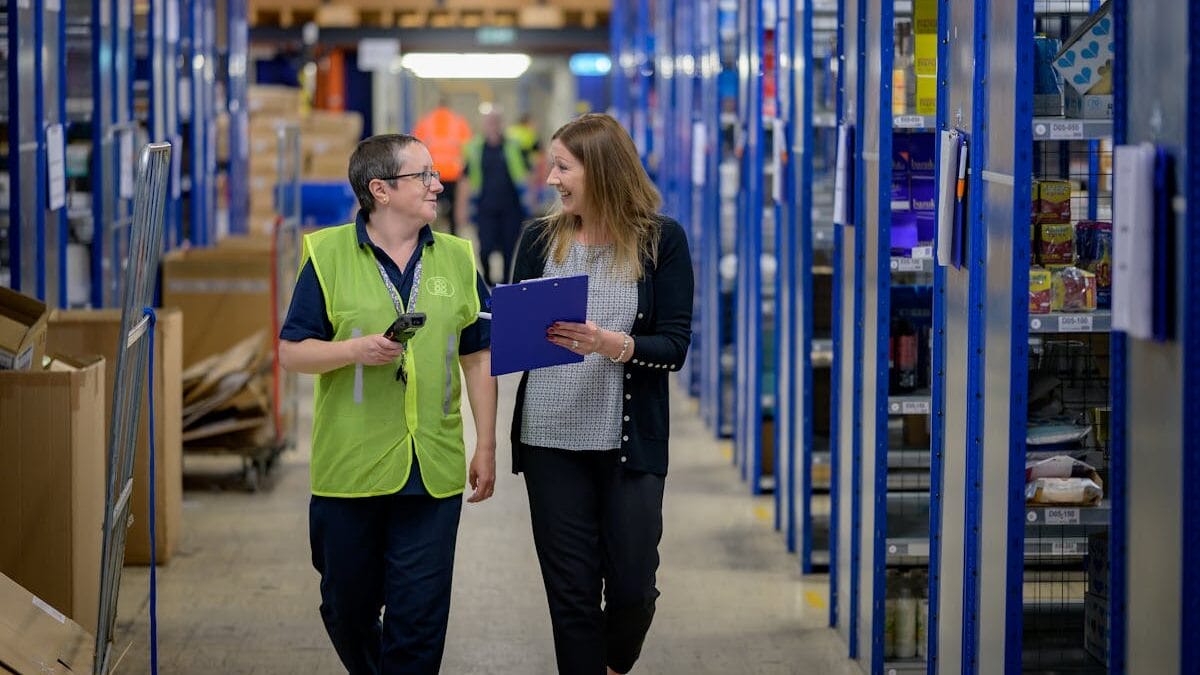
[475,203,524,285]
[309,490,463,675]
[521,444,665,675]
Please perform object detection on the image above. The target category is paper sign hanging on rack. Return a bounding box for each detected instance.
[1111,143,1154,340]
[119,131,135,200]
[691,122,706,187]
[46,124,66,211]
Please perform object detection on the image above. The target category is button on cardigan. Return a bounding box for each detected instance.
[509,216,695,476]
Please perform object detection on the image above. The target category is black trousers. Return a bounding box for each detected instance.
[310,491,463,675]
[521,444,665,675]
[475,202,524,285]
[438,181,459,235]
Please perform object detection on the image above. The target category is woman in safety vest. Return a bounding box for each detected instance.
[509,113,694,675]
[279,134,497,674]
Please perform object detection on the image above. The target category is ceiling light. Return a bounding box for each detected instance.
[400,53,531,79]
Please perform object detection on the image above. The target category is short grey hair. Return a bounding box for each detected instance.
[348,134,423,214]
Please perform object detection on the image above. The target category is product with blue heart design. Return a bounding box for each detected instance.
[1051,1,1113,98]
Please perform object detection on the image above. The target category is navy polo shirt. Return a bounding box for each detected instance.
[281,211,492,496]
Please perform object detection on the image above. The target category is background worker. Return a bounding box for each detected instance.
[412,98,473,235]
[507,113,547,214]
[457,110,530,285]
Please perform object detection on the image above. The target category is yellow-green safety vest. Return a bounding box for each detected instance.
[464,136,529,191]
[301,224,481,498]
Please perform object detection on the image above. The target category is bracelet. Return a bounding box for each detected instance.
[610,333,631,364]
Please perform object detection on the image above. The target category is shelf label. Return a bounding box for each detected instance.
[913,246,934,260]
[893,257,926,272]
[888,543,908,555]
[1057,314,1094,332]
[46,124,66,211]
[1049,540,1085,556]
[895,115,927,129]
[900,400,930,415]
[1041,120,1085,140]
[1044,508,1081,525]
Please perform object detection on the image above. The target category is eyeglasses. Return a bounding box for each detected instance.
[380,169,441,188]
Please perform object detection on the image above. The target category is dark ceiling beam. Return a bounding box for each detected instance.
[248,26,609,54]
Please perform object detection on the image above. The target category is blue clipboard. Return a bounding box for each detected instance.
[489,274,589,376]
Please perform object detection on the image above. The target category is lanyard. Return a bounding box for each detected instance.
[373,253,423,316]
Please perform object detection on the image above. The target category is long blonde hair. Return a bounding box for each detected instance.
[539,114,661,281]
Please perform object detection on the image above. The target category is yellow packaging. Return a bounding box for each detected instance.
[913,0,938,35]
[1051,267,1097,313]
[916,75,937,116]
[1029,268,1052,314]
[1035,179,1073,223]
[915,35,938,76]
[1038,223,1075,267]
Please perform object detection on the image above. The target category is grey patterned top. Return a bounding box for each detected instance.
[521,241,638,450]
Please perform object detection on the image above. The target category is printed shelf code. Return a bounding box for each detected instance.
[1043,508,1081,525]
[1058,314,1094,332]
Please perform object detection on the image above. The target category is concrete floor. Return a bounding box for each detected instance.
[111,374,860,674]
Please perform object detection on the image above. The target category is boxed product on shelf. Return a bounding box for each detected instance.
[1075,221,1112,308]
[1051,266,1098,312]
[1038,222,1076,267]
[909,133,937,242]
[915,75,937,117]
[247,84,303,117]
[0,287,48,371]
[891,135,917,253]
[1052,1,1114,120]
[1033,35,1064,116]
[1033,179,1073,224]
[1029,268,1053,314]
[1025,455,1103,505]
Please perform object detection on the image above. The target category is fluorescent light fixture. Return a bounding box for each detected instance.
[569,53,612,77]
[401,52,531,79]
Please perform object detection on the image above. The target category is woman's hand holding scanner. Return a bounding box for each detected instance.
[354,334,406,366]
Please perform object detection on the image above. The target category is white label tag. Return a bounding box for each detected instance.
[901,400,930,415]
[1044,508,1081,525]
[894,115,927,129]
[913,246,934,259]
[888,543,908,555]
[119,131,134,199]
[32,596,66,624]
[1049,540,1084,556]
[1045,120,1085,140]
[1058,314,1094,332]
[893,257,926,272]
[46,124,66,211]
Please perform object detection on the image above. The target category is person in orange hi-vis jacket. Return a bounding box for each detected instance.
[412,99,473,235]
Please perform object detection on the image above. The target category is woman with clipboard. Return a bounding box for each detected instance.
[510,113,695,675]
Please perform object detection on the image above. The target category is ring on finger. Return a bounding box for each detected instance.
[572,339,579,349]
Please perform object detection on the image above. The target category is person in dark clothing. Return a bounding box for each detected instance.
[509,113,694,675]
[457,111,530,285]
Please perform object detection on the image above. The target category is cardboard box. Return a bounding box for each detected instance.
[0,287,48,371]
[162,244,274,368]
[0,572,93,674]
[247,85,302,116]
[47,309,183,566]
[1064,88,1113,119]
[0,355,106,635]
[302,110,363,143]
[1053,2,1113,96]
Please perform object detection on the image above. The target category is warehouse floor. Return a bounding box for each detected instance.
[112,374,858,674]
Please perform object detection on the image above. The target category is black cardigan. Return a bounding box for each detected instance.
[509,216,694,476]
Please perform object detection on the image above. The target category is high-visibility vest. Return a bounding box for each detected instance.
[412,107,472,182]
[465,136,529,191]
[301,224,481,497]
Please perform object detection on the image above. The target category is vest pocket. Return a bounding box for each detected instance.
[443,334,458,415]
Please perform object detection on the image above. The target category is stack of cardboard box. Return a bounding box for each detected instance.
[301,108,363,182]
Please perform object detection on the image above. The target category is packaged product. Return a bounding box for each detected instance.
[1075,220,1113,309]
[1034,179,1073,224]
[1051,266,1097,312]
[1029,268,1053,314]
[1026,477,1103,505]
[1038,222,1075,267]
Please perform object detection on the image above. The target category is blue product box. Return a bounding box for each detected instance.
[910,176,936,243]
[891,209,918,254]
[907,132,936,177]
[892,134,912,211]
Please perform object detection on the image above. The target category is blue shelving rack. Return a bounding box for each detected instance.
[181,0,216,246]
[224,0,249,237]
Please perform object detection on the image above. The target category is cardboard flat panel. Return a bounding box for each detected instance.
[0,572,93,674]
[47,309,184,565]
